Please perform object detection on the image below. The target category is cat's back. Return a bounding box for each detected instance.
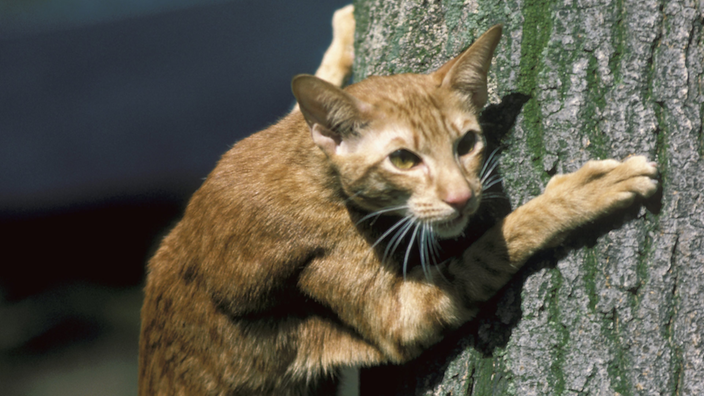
[193,110,348,248]
[139,110,361,395]
[147,109,351,296]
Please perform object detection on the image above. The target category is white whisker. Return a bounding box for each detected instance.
[429,231,442,259]
[402,223,421,280]
[481,158,501,184]
[371,215,411,250]
[482,176,504,190]
[426,223,438,279]
[483,173,502,183]
[479,150,495,178]
[480,148,501,180]
[356,205,407,225]
[383,216,415,264]
[481,193,505,200]
[433,258,452,283]
[419,224,430,280]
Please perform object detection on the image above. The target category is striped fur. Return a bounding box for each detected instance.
[139,15,658,396]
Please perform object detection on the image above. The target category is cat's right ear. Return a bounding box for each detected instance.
[292,74,370,157]
[433,24,503,113]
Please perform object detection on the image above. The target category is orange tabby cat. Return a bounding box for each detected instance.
[138,7,658,396]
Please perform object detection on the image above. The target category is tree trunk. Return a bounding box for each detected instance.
[353,1,704,395]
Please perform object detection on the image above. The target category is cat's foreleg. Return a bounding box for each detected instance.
[299,157,655,368]
[450,155,659,303]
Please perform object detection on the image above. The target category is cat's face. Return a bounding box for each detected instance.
[334,75,485,239]
[293,25,502,240]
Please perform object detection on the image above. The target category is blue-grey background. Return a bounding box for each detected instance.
[0,1,350,394]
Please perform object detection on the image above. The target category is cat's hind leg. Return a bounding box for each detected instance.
[314,5,355,88]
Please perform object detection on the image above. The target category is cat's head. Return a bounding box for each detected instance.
[293,25,502,240]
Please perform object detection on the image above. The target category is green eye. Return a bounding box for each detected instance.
[389,149,421,170]
[456,132,478,157]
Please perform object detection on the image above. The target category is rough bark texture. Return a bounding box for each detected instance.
[353,1,704,395]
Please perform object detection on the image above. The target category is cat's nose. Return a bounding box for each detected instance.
[443,188,472,210]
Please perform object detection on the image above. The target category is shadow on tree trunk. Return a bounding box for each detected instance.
[361,92,534,395]
[360,91,665,395]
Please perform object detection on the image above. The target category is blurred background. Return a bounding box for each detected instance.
[0,0,350,394]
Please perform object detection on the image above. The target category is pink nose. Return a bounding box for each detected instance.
[443,188,472,210]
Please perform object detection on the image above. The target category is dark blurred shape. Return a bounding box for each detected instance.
[0,1,350,394]
[15,316,103,356]
[0,197,182,300]
[1,0,349,292]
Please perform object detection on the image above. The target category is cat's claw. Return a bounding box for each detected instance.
[545,155,659,217]
[621,155,659,194]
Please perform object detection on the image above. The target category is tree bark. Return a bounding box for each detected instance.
[353,1,704,395]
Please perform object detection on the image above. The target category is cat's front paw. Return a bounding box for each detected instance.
[545,155,659,218]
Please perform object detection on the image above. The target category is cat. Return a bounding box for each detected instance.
[138,6,659,396]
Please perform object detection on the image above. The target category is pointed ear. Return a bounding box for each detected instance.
[434,24,502,111]
[291,74,369,157]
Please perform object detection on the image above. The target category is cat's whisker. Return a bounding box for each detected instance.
[483,171,501,182]
[429,229,442,259]
[430,228,441,263]
[482,176,504,190]
[432,258,453,284]
[371,214,412,250]
[426,225,450,282]
[480,147,498,172]
[419,223,431,281]
[478,152,494,179]
[418,225,425,276]
[402,222,421,280]
[482,173,502,184]
[383,216,415,264]
[480,193,506,201]
[480,148,501,180]
[387,221,414,270]
[424,223,439,280]
[380,220,411,260]
[356,205,407,225]
[415,222,445,282]
[480,159,501,185]
[480,156,501,195]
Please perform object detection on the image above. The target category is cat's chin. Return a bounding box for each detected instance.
[433,213,469,240]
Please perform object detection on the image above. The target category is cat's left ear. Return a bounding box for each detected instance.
[292,74,370,157]
[433,24,503,112]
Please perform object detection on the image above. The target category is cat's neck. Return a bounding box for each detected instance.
[186,110,352,232]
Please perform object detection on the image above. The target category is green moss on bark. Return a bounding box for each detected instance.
[609,0,626,85]
[546,268,568,396]
[354,1,704,394]
[517,0,555,177]
[583,54,611,160]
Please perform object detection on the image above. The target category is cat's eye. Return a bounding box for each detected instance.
[456,131,478,157]
[389,149,422,170]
